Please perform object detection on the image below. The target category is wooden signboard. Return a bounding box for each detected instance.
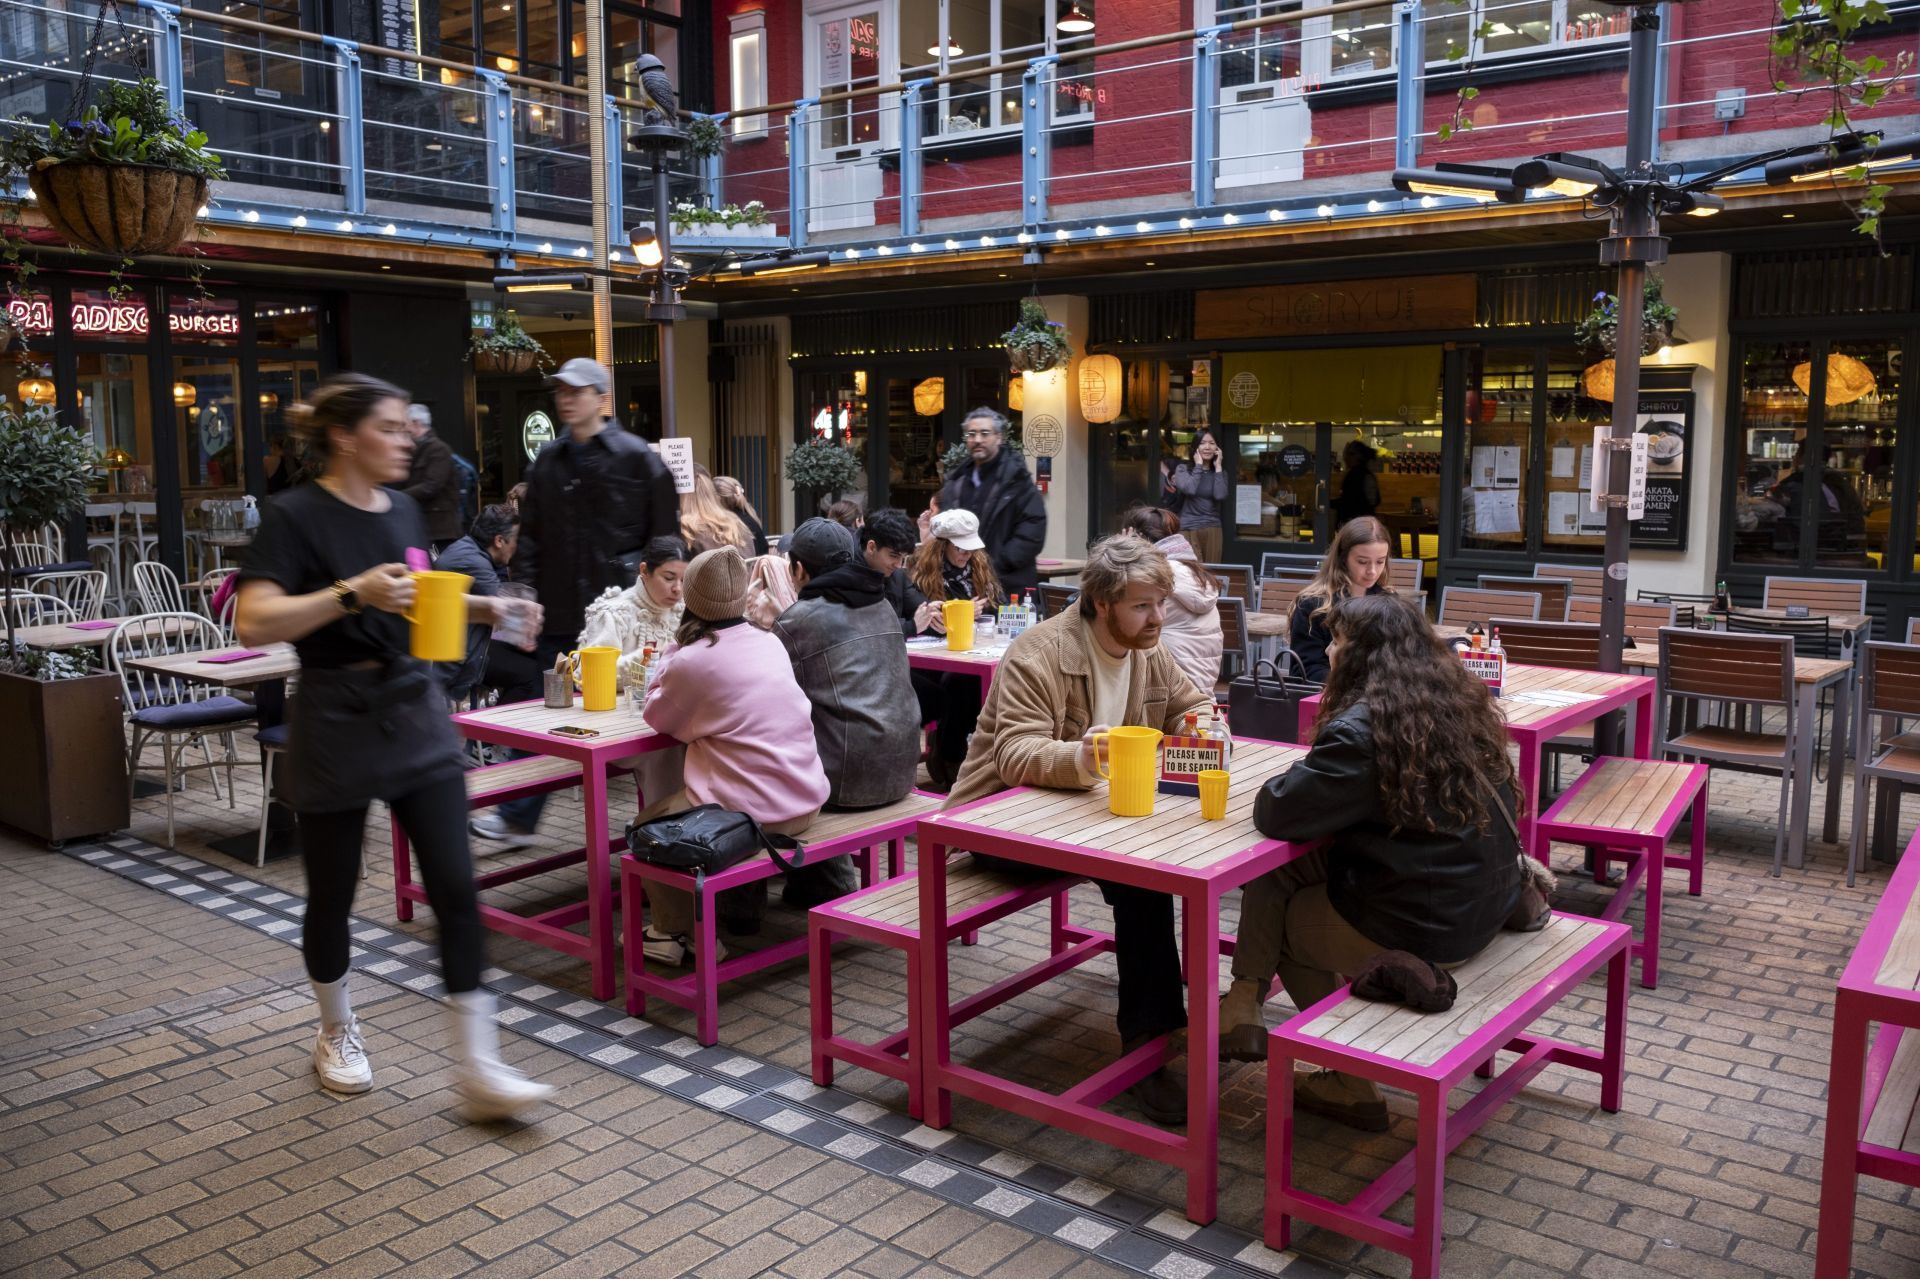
[1195,273,1478,339]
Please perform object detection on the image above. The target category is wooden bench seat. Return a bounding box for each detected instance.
[1817,828,1920,1278]
[1536,757,1709,989]
[622,792,942,1046]
[809,858,1093,1118]
[1267,912,1631,1279]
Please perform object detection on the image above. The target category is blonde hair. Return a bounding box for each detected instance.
[1077,534,1175,620]
[680,464,753,555]
[712,474,761,525]
[1303,515,1395,629]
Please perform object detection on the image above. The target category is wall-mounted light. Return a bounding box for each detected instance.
[1057,3,1095,35]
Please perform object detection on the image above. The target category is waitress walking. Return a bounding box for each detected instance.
[236,373,554,1120]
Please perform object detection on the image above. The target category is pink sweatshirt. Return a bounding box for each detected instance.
[642,622,830,825]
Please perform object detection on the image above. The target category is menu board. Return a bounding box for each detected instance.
[1631,391,1692,550]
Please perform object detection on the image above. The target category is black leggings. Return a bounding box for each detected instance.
[298,772,484,994]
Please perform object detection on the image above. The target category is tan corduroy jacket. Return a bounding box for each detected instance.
[942,608,1217,810]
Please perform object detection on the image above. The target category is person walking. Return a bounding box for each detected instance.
[937,407,1047,595]
[680,465,755,556]
[1167,430,1229,562]
[400,403,462,552]
[234,374,553,1120]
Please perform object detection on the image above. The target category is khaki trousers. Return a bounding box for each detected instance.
[1184,526,1223,564]
[638,791,820,936]
[1230,848,1384,1014]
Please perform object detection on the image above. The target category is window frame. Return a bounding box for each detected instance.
[729,9,769,139]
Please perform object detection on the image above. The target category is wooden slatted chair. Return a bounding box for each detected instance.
[1206,562,1254,605]
[1386,557,1422,593]
[1437,586,1541,629]
[1486,620,1602,670]
[1908,617,1920,644]
[1257,576,1313,618]
[1260,551,1321,578]
[1478,575,1571,622]
[1217,595,1253,679]
[1849,642,1920,885]
[1035,582,1078,620]
[1533,562,1605,598]
[1567,596,1676,651]
[1655,627,1799,875]
[1763,575,1867,615]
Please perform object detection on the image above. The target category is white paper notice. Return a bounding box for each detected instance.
[1550,445,1576,479]
[1494,446,1522,487]
[1474,488,1521,535]
[1547,491,1580,535]
[657,437,696,494]
[1471,446,1498,488]
[1627,433,1649,520]
[1235,484,1263,526]
[1578,445,1593,487]
[1578,493,1607,533]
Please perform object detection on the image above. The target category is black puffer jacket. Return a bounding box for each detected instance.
[510,420,678,636]
[938,447,1048,594]
[1253,702,1520,963]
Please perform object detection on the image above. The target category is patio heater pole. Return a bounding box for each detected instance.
[652,154,678,438]
[1593,1,1668,756]
[584,0,613,366]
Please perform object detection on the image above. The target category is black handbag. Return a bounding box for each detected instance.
[1227,650,1323,743]
[625,804,802,877]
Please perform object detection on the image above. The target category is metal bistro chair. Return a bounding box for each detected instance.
[1638,590,1713,630]
[1848,642,1920,885]
[1533,562,1605,599]
[1655,627,1799,876]
[1035,582,1078,620]
[27,568,109,621]
[84,502,126,610]
[111,612,254,848]
[1259,551,1322,579]
[1478,575,1571,623]
[133,560,188,615]
[3,592,80,628]
[1205,563,1254,606]
[1437,586,1541,629]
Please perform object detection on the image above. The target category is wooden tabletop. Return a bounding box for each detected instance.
[1035,559,1086,579]
[1713,607,1871,633]
[1436,624,1850,687]
[9,620,124,651]
[906,639,1006,670]
[124,643,300,687]
[930,740,1306,874]
[1493,665,1648,729]
[455,695,661,746]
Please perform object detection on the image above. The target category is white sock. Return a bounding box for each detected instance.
[311,975,352,1032]
[447,989,499,1067]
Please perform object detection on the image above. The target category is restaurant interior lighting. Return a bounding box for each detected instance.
[493,273,589,292]
[17,375,55,406]
[1057,2,1094,34]
[1763,132,1920,185]
[927,36,963,57]
[629,223,663,267]
[1391,163,1525,203]
[737,250,830,277]
[171,381,196,407]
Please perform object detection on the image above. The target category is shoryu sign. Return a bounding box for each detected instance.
[522,409,555,461]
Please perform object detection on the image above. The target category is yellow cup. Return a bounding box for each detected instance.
[1093,725,1163,817]
[403,570,471,662]
[1198,769,1231,821]
[569,646,620,711]
[943,598,975,651]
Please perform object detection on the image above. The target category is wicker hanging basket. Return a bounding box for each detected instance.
[28,160,207,257]
[473,348,539,375]
[0,311,13,355]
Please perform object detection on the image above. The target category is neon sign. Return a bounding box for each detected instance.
[5,297,241,339]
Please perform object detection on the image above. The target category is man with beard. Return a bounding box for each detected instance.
[942,534,1225,1126]
[938,406,1047,595]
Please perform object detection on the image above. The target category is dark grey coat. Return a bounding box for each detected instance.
[773,586,921,809]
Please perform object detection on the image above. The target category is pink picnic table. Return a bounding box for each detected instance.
[1300,664,1655,864]
[905,637,1004,696]
[450,697,674,1001]
[914,739,1312,1225]
[1816,827,1920,1279]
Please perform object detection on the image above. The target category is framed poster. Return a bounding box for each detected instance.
[1631,391,1692,550]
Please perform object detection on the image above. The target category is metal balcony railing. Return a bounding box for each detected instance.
[0,0,1915,272]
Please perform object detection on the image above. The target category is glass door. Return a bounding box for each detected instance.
[809,3,887,232]
[882,371,947,517]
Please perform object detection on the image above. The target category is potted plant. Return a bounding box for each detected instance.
[4,78,223,258]
[683,115,726,161]
[0,399,126,845]
[1574,276,1679,356]
[787,437,862,512]
[669,199,772,237]
[469,309,551,376]
[1002,297,1072,373]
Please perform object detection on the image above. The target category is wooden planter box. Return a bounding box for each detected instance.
[0,671,128,846]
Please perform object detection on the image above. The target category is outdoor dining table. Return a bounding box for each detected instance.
[451,697,674,1001]
[914,738,1311,1226]
[1709,607,1873,661]
[905,635,1005,696]
[10,614,194,654]
[1301,664,1656,865]
[1035,558,1086,580]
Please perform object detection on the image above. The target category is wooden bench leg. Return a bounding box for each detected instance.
[809,916,835,1088]
[1815,1005,1868,1279]
[905,942,925,1121]
[623,861,648,1019]
[1688,783,1708,897]
[1411,1085,1448,1279]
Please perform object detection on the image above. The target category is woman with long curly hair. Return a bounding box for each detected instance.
[909,508,1004,789]
[1218,592,1522,1130]
[1288,515,1394,681]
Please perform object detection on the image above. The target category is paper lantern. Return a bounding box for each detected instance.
[16,375,54,406]
[1581,360,1615,402]
[1792,353,1877,406]
[912,376,944,417]
[853,370,867,396]
[172,381,197,407]
[103,447,132,470]
[1007,375,1024,412]
[1079,352,1123,424]
[259,391,280,411]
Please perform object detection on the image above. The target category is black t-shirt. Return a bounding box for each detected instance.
[240,482,430,668]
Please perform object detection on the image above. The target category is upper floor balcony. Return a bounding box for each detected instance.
[2,0,1917,280]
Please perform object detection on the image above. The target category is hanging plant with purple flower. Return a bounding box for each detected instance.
[1002,297,1072,373]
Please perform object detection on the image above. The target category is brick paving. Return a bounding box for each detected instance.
[4,743,1919,1278]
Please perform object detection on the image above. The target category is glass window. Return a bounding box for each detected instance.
[1325,4,1393,77]
[1218,1,1306,90]
[1541,346,1610,553]
[729,12,768,138]
[168,293,242,347]
[1819,339,1898,571]
[802,369,870,504]
[1733,341,1812,565]
[819,10,882,149]
[1459,348,1534,554]
[1484,0,1558,54]
[432,0,477,61]
[255,298,322,349]
[887,373,948,514]
[522,0,563,82]
[172,357,246,497]
[1234,425,1317,544]
[1295,0,1625,80]
[75,353,154,484]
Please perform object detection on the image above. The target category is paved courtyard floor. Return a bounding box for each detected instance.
[3,746,1919,1278]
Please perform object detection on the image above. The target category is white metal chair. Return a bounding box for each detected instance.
[133,560,187,615]
[125,501,160,563]
[85,502,126,609]
[110,611,252,848]
[28,568,109,621]
[3,592,80,627]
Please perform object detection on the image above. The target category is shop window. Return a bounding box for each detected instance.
[1733,341,1815,566]
[75,354,154,493]
[168,293,242,348]
[1459,348,1535,554]
[432,0,478,62]
[173,357,246,498]
[255,298,322,349]
[802,369,871,501]
[729,10,768,139]
[1540,346,1612,553]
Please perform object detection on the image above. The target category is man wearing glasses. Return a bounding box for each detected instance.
[937,406,1048,595]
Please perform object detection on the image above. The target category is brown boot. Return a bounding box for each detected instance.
[1293,1068,1389,1132]
[1219,979,1268,1062]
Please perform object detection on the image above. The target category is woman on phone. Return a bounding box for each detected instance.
[1287,515,1393,682]
[1168,429,1229,562]
[236,373,553,1120]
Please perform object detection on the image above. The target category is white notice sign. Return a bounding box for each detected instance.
[1235,484,1263,526]
[657,437,696,494]
[1627,432,1649,521]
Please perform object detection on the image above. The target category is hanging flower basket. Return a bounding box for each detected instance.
[1590,318,1673,357]
[1002,297,1071,374]
[27,160,208,257]
[468,309,551,375]
[473,348,539,375]
[0,309,13,354]
[1574,276,1680,358]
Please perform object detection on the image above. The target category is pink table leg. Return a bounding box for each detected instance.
[1515,733,1545,865]
[1410,1085,1447,1279]
[1600,947,1627,1113]
[1689,783,1707,896]
[1182,885,1221,1223]
[1640,835,1662,990]
[1815,1002,1866,1279]
[918,837,954,1130]
[1632,689,1653,759]
[1264,1048,1296,1253]
[583,760,615,1001]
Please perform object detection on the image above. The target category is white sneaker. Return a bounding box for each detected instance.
[455,1057,557,1122]
[640,927,726,967]
[469,813,535,850]
[313,1017,373,1094]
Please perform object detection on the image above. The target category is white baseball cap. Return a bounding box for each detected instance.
[930,508,985,552]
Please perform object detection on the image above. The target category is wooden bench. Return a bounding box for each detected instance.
[1266,913,1631,1279]
[1816,827,1920,1279]
[622,792,943,1046]
[809,859,1095,1119]
[392,755,637,924]
[1535,757,1709,989]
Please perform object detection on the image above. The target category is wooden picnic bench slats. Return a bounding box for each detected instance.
[838,864,1042,926]
[465,755,584,796]
[805,793,943,843]
[1863,1028,1920,1152]
[1551,759,1696,835]
[1873,894,1920,993]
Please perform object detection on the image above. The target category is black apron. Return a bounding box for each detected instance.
[283,657,464,813]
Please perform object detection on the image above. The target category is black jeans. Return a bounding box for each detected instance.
[299,773,483,994]
[499,633,572,831]
[912,670,982,766]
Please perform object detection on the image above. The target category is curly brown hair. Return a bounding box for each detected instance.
[910,536,1004,605]
[1316,592,1513,833]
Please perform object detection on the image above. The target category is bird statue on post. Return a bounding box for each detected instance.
[635,53,677,125]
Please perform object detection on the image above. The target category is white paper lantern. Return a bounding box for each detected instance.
[1079,353,1122,424]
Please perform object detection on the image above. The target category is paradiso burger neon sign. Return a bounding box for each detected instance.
[5,297,241,339]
